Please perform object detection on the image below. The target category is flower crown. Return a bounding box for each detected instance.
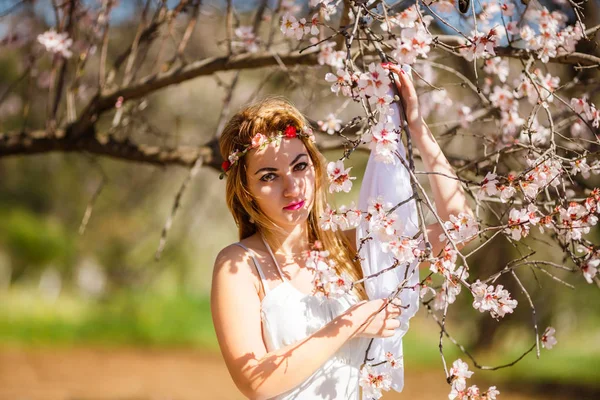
[220,125,315,179]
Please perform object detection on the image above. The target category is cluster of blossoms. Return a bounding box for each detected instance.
[514,68,560,106]
[555,200,599,241]
[363,118,401,164]
[320,203,362,231]
[280,12,319,40]
[481,63,561,145]
[505,204,540,241]
[304,245,353,298]
[359,352,401,399]
[569,157,600,179]
[37,30,73,58]
[459,28,500,61]
[325,68,358,98]
[519,7,585,63]
[327,160,356,193]
[422,247,469,311]
[439,212,479,245]
[555,188,600,241]
[478,157,563,204]
[576,243,600,284]
[570,97,600,128]
[317,41,345,69]
[471,280,518,319]
[482,57,509,83]
[387,6,434,65]
[448,359,500,400]
[232,26,259,53]
[220,125,314,178]
[366,196,402,242]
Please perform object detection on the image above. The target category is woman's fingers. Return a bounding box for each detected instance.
[385,319,401,329]
[386,302,402,316]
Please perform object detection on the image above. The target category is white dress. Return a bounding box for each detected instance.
[234,238,370,400]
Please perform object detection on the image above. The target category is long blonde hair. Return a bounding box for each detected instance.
[219,97,367,301]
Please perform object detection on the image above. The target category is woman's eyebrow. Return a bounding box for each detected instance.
[254,153,308,175]
[290,153,308,165]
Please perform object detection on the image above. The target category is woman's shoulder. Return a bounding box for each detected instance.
[213,235,263,294]
[214,234,262,271]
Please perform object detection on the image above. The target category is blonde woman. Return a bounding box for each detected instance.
[211,63,472,399]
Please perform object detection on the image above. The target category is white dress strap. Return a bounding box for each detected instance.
[233,242,270,294]
[260,234,287,283]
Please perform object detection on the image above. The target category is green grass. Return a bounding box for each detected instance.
[0,288,217,348]
[1,287,599,390]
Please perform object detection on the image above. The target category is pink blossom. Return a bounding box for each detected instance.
[471,280,518,318]
[327,160,356,193]
[233,26,259,53]
[458,105,475,128]
[359,364,392,399]
[541,326,557,349]
[582,258,599,284]
[358,63,392,97]
[449,359,473,392]
[325,69,354,97]
[280,12,299,37]
[317,41,345,69]
[501,2,515,16]
[381,237,421,264]
[365,121,399,164]
[251,133,268,148]
[478,172,500,199]
[318,113,342,135]
[483,57,509,83]
[385,351,403,369]
[440,213,479,244]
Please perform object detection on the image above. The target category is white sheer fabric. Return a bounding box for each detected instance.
[357,84,421,395]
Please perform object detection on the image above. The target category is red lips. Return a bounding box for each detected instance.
[283,200,305,211]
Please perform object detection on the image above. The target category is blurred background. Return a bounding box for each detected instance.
[1,0,599,399]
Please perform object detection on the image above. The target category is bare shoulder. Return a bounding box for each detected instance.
[212,238,262,294]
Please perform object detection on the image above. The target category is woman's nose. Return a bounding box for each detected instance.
[283,173,301,197]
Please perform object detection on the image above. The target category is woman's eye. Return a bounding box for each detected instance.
[260,173,277,182]
[294,162,308,172]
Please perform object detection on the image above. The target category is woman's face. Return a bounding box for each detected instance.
[245,137,316,230]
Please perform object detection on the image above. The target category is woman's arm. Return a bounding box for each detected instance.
[211,245,397,399]
[382,64,474,257]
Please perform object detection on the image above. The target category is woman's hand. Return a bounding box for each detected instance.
[348,298,402,339]
[382,62,423,131]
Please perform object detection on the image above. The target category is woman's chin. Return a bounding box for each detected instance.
[278,209,310,226]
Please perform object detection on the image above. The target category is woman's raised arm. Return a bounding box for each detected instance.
[383,64,474,256]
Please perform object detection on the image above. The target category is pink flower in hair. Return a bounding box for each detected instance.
[251,133,268,148]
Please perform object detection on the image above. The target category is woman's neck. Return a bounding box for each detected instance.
[262,223,311,256]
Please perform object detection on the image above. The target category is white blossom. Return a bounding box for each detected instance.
[37,30,73,58]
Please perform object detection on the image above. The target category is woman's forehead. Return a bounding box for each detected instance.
[247,138,308,168]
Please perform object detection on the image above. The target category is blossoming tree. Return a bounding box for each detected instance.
[0,0,599,399]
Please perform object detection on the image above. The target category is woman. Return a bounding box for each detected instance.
[211,63,472,399]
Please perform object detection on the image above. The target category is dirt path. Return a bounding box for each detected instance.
[0,346,566,400]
